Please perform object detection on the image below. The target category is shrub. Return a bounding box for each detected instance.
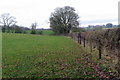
[15,27,23,33]
[30,30,36,34]
[37,30,43,35]
[23,30,27,34]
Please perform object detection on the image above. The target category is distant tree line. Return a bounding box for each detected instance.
[1,24,30,33]
[85,23,120,31]
[0,13,43,35]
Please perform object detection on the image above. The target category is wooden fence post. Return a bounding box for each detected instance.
[90,42,92,52]
[116,28,120,76]
[98,39,102,59]
[83,37,86,47]
[78,33,81,44]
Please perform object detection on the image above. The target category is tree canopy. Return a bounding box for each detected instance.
[49,6,80,34]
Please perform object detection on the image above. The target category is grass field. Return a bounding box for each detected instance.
[26,29,54,35]
[2,33,117,78]
[41,30,55,35]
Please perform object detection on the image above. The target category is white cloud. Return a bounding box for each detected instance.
[0,0,119,28]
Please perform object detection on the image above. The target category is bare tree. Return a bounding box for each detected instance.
[30,22,37,34]
[0,13,17,32]
[31,22,37,30]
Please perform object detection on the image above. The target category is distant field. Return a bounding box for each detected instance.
[41,30,54,35]
[26,29,54,35]
[2,33,116,78]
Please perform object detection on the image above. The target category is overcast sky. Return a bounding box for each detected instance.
[0,0,119,28]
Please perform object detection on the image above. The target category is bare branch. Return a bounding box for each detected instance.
[0,13,17,27]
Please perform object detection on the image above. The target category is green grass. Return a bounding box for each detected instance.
[2,33,116,78]
[41,30,54,35]
[25,29,54,35]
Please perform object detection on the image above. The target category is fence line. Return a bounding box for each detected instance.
[68,28,120,75]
